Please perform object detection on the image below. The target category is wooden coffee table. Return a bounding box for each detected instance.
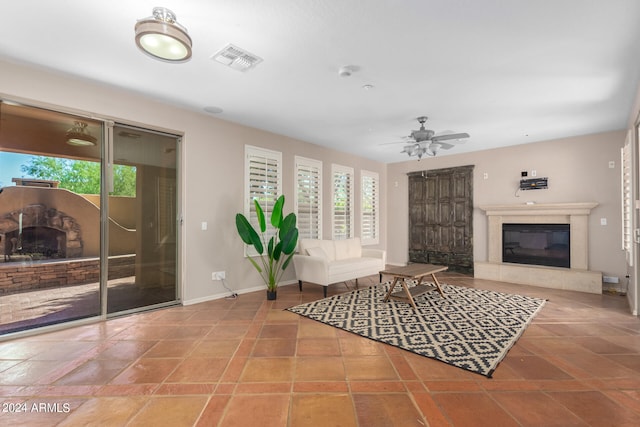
[380,264,448,310]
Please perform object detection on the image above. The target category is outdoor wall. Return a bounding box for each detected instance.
[0,59,387,304]
[82,195,136,229]
[387,130,628,286]
[0,186,135,257]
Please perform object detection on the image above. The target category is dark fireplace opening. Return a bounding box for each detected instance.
[5,227,67,260]
[502,223,570,268]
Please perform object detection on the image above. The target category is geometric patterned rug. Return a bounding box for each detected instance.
[286,282,546,377]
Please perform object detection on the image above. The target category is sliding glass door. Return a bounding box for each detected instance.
[0,100,180,336]
[106,124,179,315]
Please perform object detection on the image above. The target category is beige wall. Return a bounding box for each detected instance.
[0,60,386,303]
[387,131,628,283]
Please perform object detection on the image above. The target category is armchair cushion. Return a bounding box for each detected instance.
[306,246,328,260]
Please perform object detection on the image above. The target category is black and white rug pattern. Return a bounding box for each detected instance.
[286,282,546,377]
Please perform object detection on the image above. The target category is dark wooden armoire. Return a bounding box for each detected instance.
[408,165,474,274]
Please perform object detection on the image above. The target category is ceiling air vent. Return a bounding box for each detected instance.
[211,44,262,72]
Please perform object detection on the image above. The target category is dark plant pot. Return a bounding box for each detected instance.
[266,290,277,300]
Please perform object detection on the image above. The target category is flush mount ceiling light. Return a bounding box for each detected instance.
[135,7,192,62]
[66,121,97,146]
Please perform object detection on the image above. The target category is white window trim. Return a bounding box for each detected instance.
[361,169,380,245]
[294,156,323,240]
[331,164,354,240]
[244,145,282,257]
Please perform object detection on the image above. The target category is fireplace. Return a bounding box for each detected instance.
[502,223,570,268]
[475,202,602,294]
[0,203,83,262]
[5,227,67,259]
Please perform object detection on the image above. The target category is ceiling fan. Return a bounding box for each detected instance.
[398,116,470,159]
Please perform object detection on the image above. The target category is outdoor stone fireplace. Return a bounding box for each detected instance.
[475,202,602,293]
[0,203,83,261]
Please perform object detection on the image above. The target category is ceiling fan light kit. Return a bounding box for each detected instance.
[399,116,470,160]
[135,7,192,62]
[66,121,97,146]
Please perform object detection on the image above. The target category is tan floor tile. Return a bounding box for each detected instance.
[166,357,228,382]
[295,356,345,381]
[95,340,157,360]
[433,392,520,427]
[298,319,338,338]
[240,357,295,382]
[548,390,640,426]
[58,396,148,427]
[195,395,231,427]
[339,335,386,355]
[343,356,399,381]
[189,339,240,357]
[218,394,290,427]
[55,359,130,385]
[110,358,181,384]
[128,396,208,427]
[0,360,65,385]
[296,338,341,356]
[495,391,590,426]
[290,393,357,427]
[252,338,297,357]
[259,324,298,339]
[353,393,425,426]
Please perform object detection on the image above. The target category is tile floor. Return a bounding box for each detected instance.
[0,273,639,426]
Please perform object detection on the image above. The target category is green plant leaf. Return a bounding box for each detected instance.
[247,255,263,273]
[280,227,298,255]
[282,252,295,270]
[273,241,282,261]
[267,236,275,258]
[271,195,284,228]
[235,214,263,254]
[254,199,266,233]
[279,213,297,238]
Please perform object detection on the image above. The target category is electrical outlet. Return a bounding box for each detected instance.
[212,271,226,280]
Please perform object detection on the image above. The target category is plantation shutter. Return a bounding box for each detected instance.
[332,164,354,240]
[361,170,379,245]
[295,156,322,240]
[245,145,282,256]
[621,131,633,266]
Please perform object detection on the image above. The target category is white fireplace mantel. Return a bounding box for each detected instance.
[479,202,599,217]
[475,202,602,294]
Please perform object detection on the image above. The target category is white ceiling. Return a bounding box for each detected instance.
[1,1,639,163]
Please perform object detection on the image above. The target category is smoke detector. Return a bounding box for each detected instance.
[211,44,262,72]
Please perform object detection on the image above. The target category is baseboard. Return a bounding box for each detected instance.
[183,279,298,306]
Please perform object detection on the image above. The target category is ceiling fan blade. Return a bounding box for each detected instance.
[438,142,455,150]
[431,132,469,142]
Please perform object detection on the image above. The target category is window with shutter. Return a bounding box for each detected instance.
[295,156,322,240]
[361,170,379,245]
[332,164,354,240]
[244,145,282,256]
[622,130,634,266]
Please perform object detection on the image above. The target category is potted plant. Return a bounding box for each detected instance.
[235,195,298,300]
